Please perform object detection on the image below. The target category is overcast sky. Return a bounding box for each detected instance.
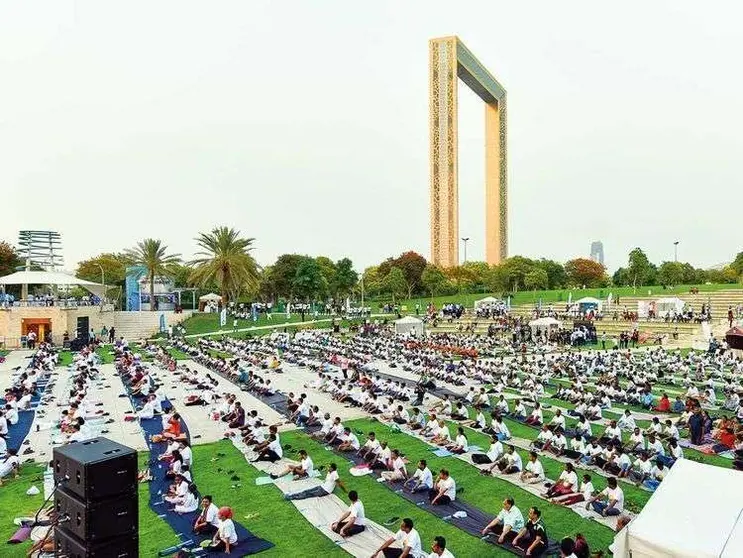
[1,1,741,274]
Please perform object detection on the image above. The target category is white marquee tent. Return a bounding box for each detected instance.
[611,459,743,558]
[394,316,424,336]
[655,297,685,315]
[474,296,502,309]
[0,270,106,298]
[199,292,222,302]
[528,316,561,333]
[575,296,603,311]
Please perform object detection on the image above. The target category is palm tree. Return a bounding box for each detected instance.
[125,239,182,311]
[189,227,260,304]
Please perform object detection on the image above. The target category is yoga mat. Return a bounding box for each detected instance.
[6,410,36,452]
[134,392,274,555]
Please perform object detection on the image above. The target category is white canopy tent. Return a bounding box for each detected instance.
[199,292,222,302]
[394,316,425,336]
[655,297,685,315]
[0,270,106,298]
[612,459,743,558]
[575,296,603,311]
[528,316,561,333]
[474,296,502,309]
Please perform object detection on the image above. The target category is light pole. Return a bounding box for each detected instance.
[461,237,470,264]
[95,264,105,303]
[673,241,679,263]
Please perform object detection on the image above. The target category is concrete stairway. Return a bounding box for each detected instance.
[112,310,193,341]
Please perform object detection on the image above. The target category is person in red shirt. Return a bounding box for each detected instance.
[654,393,671,413]
[163,413,183,440]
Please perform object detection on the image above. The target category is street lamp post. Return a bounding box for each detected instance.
[674,241,679,263]
[95,264,105,303]
[461,237,470,264]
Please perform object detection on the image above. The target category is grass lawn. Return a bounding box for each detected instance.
[0,462,47,557]
[182,313,318,335]
[339,418,616,554]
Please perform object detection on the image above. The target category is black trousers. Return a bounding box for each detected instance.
[428,489,451,505]
[472,453,492,464]
[332,520,365,536]
[383,549,404,558]
[285,486,330,500]
[517,534,545,556]
[257,449,280,462]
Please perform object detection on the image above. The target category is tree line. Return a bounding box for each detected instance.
[1,236,742,309]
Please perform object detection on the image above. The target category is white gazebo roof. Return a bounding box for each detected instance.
[576,296,602,304]
[395,316,423,325]
[529,316,561,327]
[0,270,106,297]
[199,292,222,302]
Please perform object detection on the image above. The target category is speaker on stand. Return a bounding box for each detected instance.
[53,437,138,557]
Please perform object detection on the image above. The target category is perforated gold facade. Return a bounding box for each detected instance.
[429,36,507,267]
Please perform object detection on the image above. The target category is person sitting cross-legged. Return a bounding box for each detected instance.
[193,495,220,536]
[481,497,525,545]
[586,476,624,517]
[512,506,548,557]
[404,460,433,494]
[371,517,424,558]
[428,469,456,505]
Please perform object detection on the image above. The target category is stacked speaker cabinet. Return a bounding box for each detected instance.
[53,437,138,558]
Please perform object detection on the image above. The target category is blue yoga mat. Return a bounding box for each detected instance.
[138,403,273,556]
[6,410,35,453]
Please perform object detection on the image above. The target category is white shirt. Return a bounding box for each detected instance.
[348,500,366,526]
[301,456,314,476]
[559,470,578,490]
[0,455,20,477]
[603,486,624,511]
[428,550,455,558]
[321,470,340,493]
[454,434,468,452]
[526,460,545,480]
[487,441,504,462]
[217,518,238,544]
[437,477,456,500]
[580,481,595,500]
[413,467,433,489]
[202,503,220,527]
[394,528,425,558]
[268,439,283,458]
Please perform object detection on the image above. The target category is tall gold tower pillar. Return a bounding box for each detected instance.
[429,36,507,267]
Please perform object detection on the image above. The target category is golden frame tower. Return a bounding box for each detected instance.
[429,36,507,267]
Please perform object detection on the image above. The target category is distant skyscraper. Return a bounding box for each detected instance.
[590,241,605,266]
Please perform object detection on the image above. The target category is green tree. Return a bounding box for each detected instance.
[189,227,260,303]
[657,261,685,286]
[731,252,743,278]
[332,258,358,300]
[360,266,383,298]
[382,266,407,303]
[292,257,328,301]
[124,239,181,311]
[499,256,538,292]
[0,241,22,277]
[75,253,128,285]
[524,268,549,291]
[535,258,567,289]
[270,254,306,299]
[315,256,337,298]
[627,248,657,287]
[461,261,491,292]
[421,264,450,297]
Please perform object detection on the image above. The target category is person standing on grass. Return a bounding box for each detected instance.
[372,517,425,558]
[331,490,366,537]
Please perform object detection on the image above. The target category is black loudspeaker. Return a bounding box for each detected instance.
[54,486,137,541]
[76,316,90,342]
[54,527,138,558]
[53,438,137,501]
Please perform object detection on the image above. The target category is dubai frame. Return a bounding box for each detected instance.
[429,36,507,267]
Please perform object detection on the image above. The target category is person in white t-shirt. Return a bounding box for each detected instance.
[546,463,578,498]
[208,507,238,552]
[338,428,361,452]
[331,490,366,537]
[193,495,220,535]
[372,517,426,558]
[428,469,456,505]
[173,483,199,514]
[404,460,433,493]
[552,473,594,506]
[285,462,346,500]
[271,449,314,480]
[0,449,20,485]
[586,477,624,516]
[253,433,283,462]
[427,536,455,558]
[381,449,408,482]
[520,451,545,484]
